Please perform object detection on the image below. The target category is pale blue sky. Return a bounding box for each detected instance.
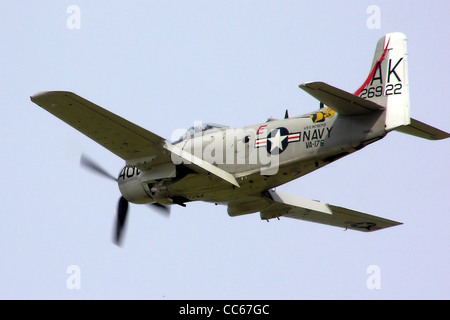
[1,1,448,299]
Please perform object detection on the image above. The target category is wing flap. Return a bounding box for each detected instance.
[299,82,384,116]
[260,190,402,232]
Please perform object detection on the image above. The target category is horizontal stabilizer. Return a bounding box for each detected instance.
[300,82,384,116]
[261,190,402,232]
[395,118,450,140]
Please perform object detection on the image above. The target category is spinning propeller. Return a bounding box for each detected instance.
[80,155,170,246]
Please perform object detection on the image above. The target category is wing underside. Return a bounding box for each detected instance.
[260,190,402,232]
[31,91,171,164]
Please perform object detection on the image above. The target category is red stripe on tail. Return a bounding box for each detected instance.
[354,37,391,96]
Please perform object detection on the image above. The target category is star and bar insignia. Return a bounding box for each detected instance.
[254,127,301,155]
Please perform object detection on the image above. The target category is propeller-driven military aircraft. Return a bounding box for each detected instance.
[31,32,449,246]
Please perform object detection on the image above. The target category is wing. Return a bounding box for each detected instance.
[260,190,402,232]
[31,91,239,187]
[31,91,171,165]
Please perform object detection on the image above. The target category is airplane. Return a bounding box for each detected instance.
[31,32,449,246]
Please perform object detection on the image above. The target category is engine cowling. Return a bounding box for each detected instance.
[117,167,153,204]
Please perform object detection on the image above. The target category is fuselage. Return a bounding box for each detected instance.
[119,107,387,207]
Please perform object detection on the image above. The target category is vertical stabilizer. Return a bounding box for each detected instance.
[355,32,410,131]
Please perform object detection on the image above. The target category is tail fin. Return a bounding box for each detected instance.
[301,32,449,140]
[355,32,410,131]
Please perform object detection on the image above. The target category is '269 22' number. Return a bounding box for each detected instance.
[359,84,402,98]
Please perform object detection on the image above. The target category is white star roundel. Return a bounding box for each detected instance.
[254,127,301,154]
[267,128,289,154]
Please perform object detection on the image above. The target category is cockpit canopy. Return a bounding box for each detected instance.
[173,123,229,143]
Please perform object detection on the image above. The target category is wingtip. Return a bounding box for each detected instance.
[30,91,52,101]
[30,91,75,102]
[299,81,327,90]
